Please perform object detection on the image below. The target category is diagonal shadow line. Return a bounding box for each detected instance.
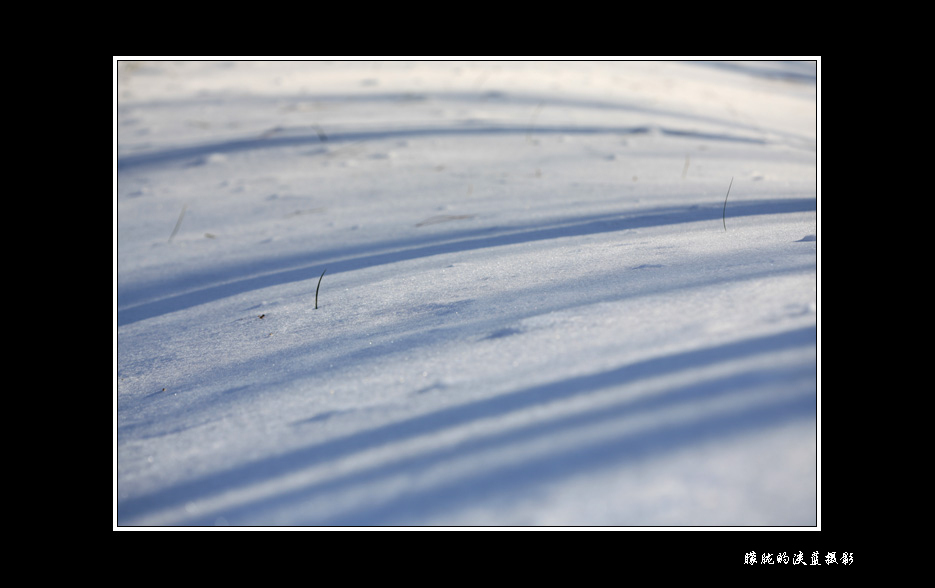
[116,202,686,313]
[687,60,817,84]
[116,125,647,171]
[182,363,814,526]
[116,325,815,525]
[116,198,815,326]
[116,124,770,172]
[316,386,815,526]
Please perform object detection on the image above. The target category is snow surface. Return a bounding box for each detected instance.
[115,60,819,527]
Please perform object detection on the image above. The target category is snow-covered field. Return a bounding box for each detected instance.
[115,59,819,527]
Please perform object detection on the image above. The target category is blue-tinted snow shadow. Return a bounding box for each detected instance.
[116,197,815,327]
[117,87,784,173]
[686,60,817,84]
[117,124,650,171]
[315,372,814,526]
[116,325,815,526]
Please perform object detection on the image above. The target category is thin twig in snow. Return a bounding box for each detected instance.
[722,177,733,231]
[169,204,187,242]
[315,269,327,310]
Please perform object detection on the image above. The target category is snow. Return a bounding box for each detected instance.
[115,59,819,527]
